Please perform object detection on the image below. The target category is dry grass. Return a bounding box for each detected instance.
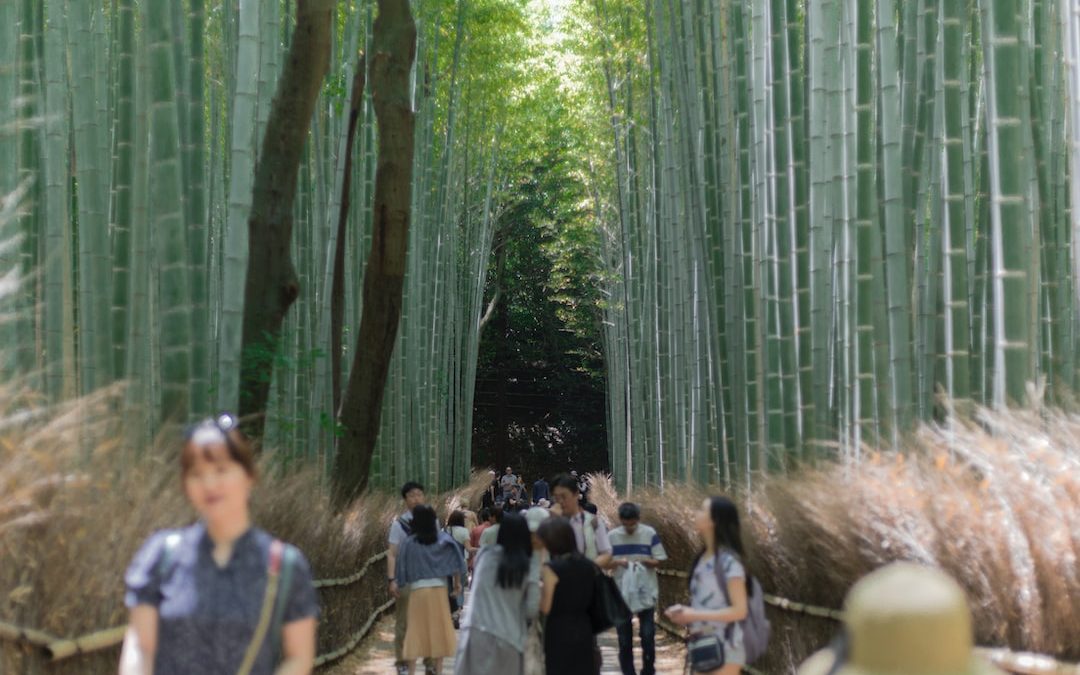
[0,385,490,673]
[3,384,1078,674]
[588,406,1080,673]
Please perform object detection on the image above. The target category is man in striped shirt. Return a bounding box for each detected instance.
[609,502,668,675]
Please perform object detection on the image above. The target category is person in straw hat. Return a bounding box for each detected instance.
[797,562,1004,675]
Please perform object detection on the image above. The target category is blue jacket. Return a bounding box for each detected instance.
[395,531,467,587]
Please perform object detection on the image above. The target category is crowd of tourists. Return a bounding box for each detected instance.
[117,415,1010,675]
[388,472,672,675]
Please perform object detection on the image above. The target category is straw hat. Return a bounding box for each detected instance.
[797,563,1004,675]
[524,506,551,533]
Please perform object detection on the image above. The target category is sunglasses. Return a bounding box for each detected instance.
[185,412,240,452]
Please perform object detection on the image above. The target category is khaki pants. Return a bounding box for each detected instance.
[394,586,438,670]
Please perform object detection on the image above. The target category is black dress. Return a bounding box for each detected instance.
[544,554,597,675]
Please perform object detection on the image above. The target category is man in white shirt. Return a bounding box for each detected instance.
[551,474,613,671]
[609,502,667,675]
[551,474,612,567]
[500,466,518,500]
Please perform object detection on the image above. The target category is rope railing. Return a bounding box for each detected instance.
[312,598,396,667]
[656,568,846,622]
[313,550,388,588]
[0,548,394,663]
[4,557,1080,674]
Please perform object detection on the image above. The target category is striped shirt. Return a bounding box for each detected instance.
[609,523,667,607]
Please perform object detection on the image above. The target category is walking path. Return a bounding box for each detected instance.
[326,612,687,674]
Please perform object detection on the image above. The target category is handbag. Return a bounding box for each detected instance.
[587,562,631,634]
[687,633,725,673]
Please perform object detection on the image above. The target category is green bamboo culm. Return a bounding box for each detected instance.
[1,0,1079,494]
[145,0,193,423]
[981,0,1035,408]
[572,0,1078,487]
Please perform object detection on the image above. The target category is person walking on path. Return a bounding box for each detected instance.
[531,476,550,505]
[482,471,499,510]
[664,497,750,675]
[479,505,505,547]
[388,481,435,675]
[507,485,528,512]
[609,502,667,675]
[445,510,475,626]
[119,413,319,675]
[551,474,612,568]
[445,510,475,564]
[395,504,467,675]
[470,508,495,568]
[537,517,599,675]
[453,513,541,675]
[500,466,519,501]
[523,507,551,675]
[569,471,590,505]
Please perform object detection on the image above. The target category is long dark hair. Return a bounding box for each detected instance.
[495,513,532,589]
[691,496,754,596]
[411,504,438,545]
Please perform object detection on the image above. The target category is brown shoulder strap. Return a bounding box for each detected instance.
[235,540,284,675]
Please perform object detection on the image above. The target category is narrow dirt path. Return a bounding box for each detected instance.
[325,612,687,674]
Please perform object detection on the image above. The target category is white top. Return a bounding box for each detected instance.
[448,525,471,559]
[689,551,745,644]
[388,511,413,546]
[567,510,611,560]
[479,523,501,547]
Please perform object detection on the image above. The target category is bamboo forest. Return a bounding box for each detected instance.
[6,0,1080,673]
[5,0,1080,493]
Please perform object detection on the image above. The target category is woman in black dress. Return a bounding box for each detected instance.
[537,517,597,675]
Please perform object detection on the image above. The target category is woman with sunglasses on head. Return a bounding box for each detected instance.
[119,414,319,675]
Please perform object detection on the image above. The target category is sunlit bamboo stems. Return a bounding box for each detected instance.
[217,0,260,412]
[981,0,1035,407]
[146,0,192,422]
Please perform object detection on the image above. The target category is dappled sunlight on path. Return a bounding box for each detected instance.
[325,613,687,674]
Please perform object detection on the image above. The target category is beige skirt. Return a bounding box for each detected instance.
[403,586,457,660]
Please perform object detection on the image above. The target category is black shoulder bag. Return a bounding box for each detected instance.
[588,561,631,634]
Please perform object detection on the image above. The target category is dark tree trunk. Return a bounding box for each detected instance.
[237,0,333,439]
[334,0,417,504]
[331,56,367,417]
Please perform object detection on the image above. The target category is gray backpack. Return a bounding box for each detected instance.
[715,552,771,664]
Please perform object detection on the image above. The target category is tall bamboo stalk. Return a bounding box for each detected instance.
[981,0,1035,407]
